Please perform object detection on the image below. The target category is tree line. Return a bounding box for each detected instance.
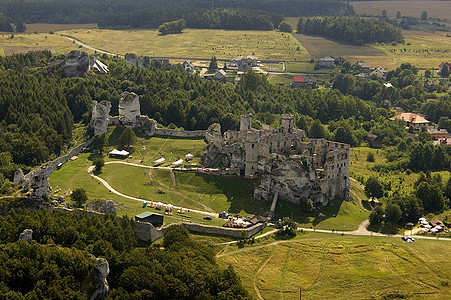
[297,16,404,45]
[0,209,249,298]
[0,0,354,29]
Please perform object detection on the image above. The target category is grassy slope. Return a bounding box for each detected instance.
[218,232,451,300]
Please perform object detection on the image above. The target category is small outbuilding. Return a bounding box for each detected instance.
[366,133,383,148]
[135,211,164,227]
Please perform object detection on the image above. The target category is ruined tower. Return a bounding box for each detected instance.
[245,130,260,177]
[281,114,294,134]
[240,114,253,132]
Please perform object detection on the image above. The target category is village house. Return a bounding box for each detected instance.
[183,60,195,75]
[439,62,451,71]
[230,55,258,69]
[370,67,387,79]
[290,76,317,89]
[319,57,335,68]
[89,58,109,74]
[366,133,383,148]
[357,62,370,73]
[427,128,449,140]
[389,112,430,127]
[334,56,346,65]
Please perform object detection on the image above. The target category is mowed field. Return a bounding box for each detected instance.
[352,1,451,20]
[25,23,98,33]
[217,233,451,300]
[57,28,310,60]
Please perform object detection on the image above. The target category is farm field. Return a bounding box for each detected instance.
[286,17,450,70]
[0,32,90,56]
[352,1,451,20]
[217,232,451,300]
[58,28,310,60]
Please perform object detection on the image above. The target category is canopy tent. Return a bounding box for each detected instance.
[185,153,194,161]
[109,149,129,158]
[165,204,174,212]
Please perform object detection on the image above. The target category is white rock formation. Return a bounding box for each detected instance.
[61,50,90,77]
[89,258,110,300]
[118,92,140,126]
[13,169,25,186]
[22,165,53,198]
[19,229,33,242]
[86,200,117,215]
[89,100,112,135]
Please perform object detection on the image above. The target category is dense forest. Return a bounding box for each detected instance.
[0,209,249,298]
[0,0,354,29]
[0,51,450,194]
[297,16,404,45]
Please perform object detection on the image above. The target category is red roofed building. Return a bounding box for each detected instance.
[291,76,317,89]
[389,112,429,127]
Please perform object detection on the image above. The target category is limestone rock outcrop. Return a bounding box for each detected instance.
[125,53,151,69]
[19,229,33,242]
[89,100,112,135]
[86,200,117,215]
[136,115,157,136]
[118,92,140,126]
[62,50,90,77]
[22,165,53,198]
[13,169,25,186]
[254,154,327,205]
[89,258,110,300]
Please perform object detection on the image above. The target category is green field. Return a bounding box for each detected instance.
[218,232,451,299]
[58,28,310,61]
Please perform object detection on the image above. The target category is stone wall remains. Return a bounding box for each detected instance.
[154,128,205,138]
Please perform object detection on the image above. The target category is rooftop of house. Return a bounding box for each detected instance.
[320,56,335,62]
[427,128,449,135]
[389,112,429,124]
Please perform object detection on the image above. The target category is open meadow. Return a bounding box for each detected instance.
[58,28,310,60]
[352,1,451,20]
[217,232,451,300]
[0,32,91,56]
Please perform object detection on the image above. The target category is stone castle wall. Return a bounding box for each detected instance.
[154,128,205,138]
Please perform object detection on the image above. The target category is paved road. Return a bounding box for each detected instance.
[87,165,218,217]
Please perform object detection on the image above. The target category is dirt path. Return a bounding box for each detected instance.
[61,35,122,57]
[87,165,217,217]
[254,246,276,300]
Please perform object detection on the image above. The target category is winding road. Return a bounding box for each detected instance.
[89,162,451,242]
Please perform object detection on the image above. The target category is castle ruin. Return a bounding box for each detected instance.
[202,114,350,206]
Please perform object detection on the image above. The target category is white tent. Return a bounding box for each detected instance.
[155,202,164,209]
[109,149,129,157]
[422,228,429,232]
[185,153,194,161]
[165,204,174,212]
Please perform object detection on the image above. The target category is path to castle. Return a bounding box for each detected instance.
[87,164,218,217]
[90,162,451,243]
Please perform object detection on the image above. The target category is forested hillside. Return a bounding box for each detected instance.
[0,209,249,299]
[297,16,404,44]
[0,0,354,29]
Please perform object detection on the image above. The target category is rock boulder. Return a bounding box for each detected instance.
[89,100,111,135]
[13,169,25,186]
[22,165,53,198]
[86,200,117,215]
[19,229,33,242]
[118,92,140,126]
[61,50,90,77]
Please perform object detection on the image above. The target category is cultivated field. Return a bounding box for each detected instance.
[57,28,310,60]
[218,232,451,300]
[352,1,451,20]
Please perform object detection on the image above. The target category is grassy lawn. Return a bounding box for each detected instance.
[25,23,98,33]
[218,232,451,300]
[57,28,310,60]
